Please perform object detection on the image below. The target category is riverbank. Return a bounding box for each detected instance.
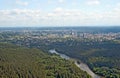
[49,49,101,78]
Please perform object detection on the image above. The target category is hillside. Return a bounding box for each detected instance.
[0,43,91,78]
[44,40,120,78]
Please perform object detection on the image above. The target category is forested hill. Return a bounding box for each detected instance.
[0,43,91,78]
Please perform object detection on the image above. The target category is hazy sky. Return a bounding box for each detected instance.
[0,0,120,27]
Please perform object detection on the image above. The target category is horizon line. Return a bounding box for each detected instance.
[0,26,120,28]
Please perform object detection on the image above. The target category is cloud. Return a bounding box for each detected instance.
[0,8,120,26]
[86,0,100,5]
[16,0,29,6]
[116,3,120,6]
[54,7,64,12]
[58,0,64,3]
[114,3,120,10]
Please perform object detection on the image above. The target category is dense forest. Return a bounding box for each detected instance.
[0,27,120,78]
[41,40,120,78]
[0,42,91,78]
[4,38,120,78]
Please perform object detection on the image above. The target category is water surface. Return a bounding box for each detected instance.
[49,49,101,78]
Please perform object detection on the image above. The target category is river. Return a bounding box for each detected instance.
[49,49,101,78]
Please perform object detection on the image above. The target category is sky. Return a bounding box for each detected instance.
[0,0,120,27]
